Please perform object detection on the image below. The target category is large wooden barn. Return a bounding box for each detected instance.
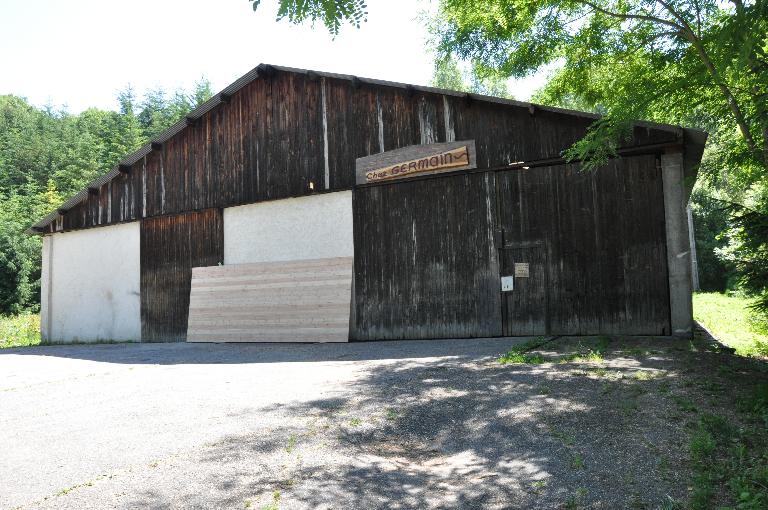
[29,64,706,343]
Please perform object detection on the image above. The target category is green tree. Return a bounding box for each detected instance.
[431,55,514,99]
[0,181,60,314]
[136,79,213,139]
[0,79,214,314]
[431,56,468,92]
[690,187,737,292]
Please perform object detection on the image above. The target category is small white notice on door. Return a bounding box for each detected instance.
[514,263,530,278]
[501,276,514,291]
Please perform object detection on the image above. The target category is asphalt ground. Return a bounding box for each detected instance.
[0,336,729,509]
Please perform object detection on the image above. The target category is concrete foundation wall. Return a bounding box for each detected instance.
[223,191,354,264]
[42,222,141,342]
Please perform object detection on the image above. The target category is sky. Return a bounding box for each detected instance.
[1,0,550,113]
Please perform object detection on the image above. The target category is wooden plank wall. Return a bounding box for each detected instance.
[140,209,223,342]
[496,154,670,335]
[52,69,678,234]
[352,154,669,339]
[187,257,353,343]
[352,172,502,340]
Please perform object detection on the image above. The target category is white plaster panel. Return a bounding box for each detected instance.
[224,191,354,265]
[45,222,141,342]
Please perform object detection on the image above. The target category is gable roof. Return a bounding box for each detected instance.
[27,63,704,234]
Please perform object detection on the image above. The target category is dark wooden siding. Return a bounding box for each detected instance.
[140,208,223,342]
[353,154,669,339]
[495,154,670,335]
[53,70,678,234]
[352,172,502,340]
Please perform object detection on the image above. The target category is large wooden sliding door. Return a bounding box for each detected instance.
[352,172,502,340]
[495,155,670,336]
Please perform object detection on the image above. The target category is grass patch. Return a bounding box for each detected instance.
[556,337,611,364]
[499,337,550,364]
[0,313,40,348]
[559,349,605,364]
[688,383,768,509]
[694,292,768,358]
[499,351,546,364]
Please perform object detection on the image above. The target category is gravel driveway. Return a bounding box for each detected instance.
[0,336,742,509]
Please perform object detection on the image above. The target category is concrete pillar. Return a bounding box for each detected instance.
[661,151,693,337]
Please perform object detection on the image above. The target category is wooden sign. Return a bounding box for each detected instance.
[355,140,477,185]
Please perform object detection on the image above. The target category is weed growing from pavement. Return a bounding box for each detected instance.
[498,337,550,364]
[285,435,297,453]
[499,351,546,364]
[384,408,397,420]
[349,417,362,426]
[571,453,585,469]
[565,488,588,509]
[558,349,605,363]
[548,426,575,446]
[260,490,281,510]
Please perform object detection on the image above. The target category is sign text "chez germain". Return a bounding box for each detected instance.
[366,145,469,182]
[354,140,477,186]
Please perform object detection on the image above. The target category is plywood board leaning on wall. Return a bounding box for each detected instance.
[186,257,353,343]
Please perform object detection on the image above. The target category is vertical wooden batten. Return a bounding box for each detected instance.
[321,77,330,189]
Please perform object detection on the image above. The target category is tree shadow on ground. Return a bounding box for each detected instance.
[112,336,760,509]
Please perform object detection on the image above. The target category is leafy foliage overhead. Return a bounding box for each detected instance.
[250,0,368,35]
[433,0,767,170]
